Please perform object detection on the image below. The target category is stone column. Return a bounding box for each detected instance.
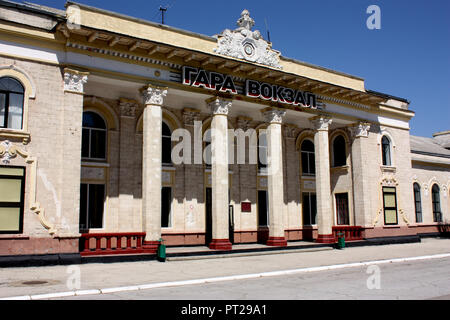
[207,97,232,250]
[349,122,372,228]
[263,107,287,246]
[310,115,334,243]
[118,98,138,231]
[60,68,88,237]
[141,84,167,252]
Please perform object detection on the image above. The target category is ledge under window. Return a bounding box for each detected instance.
[381,165,397,173]
[0,129,30,144]
[331,165,349,173]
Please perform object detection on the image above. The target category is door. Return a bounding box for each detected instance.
[229,204,234,244]
[257,190,269,243]
[205,187,212,246]
[335,193,349,225]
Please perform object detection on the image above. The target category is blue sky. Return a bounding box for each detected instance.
[32,0,449,137]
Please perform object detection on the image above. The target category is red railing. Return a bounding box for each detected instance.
[332,226,364,241]
[80,232,146,256]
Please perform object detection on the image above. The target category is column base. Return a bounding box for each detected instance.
[142,241,159,254]
[209,239,232,251]
[266,236,288,247]
[316,234,336,244]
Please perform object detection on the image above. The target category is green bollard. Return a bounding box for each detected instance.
[157,238,166,262]
[337,233,345,249]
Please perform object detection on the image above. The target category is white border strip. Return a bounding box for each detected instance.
[2,253,450,300]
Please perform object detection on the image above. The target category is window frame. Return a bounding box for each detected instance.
[335,192,350,225]
[258,130,268,172]
[413,183,423,223]
[162,121,173,166]
[302,192,317,226]
[0,77,25,130]
[381,135,392,166]
[0,165,26,234]
[301,139,315,176]
[431,184,442,223]
[382,186,398,225]
[81,111,107,161]
[332,135,347,167]
[79,183,106,232]
[161,186,172,228]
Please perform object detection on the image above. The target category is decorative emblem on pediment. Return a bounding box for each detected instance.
[214,10,282,69]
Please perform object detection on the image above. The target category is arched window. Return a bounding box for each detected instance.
[82,111,107,160]
[162,121,172,165]
[0,77,24,130]
[301,139,315,176]
[381,135,391,166]
[258,131,267,171]
[432,184,442,223]
[333,135,346,167]
[413,183,422,223]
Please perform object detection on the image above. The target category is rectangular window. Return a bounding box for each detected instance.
[161,187,172,228]
[383,187,398,225]
[0,166,25,234]
[335,193,349,225]
[303,192,317,225]
[79,183,105,231]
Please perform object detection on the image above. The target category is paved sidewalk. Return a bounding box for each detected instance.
[1,238,449,299]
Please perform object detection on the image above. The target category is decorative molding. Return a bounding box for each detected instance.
[310,115,332,131]
[206,97,232,116]
[349,122,371,138]
[262,107,286,124]
[214,10,282,69]
[237,116,253,131]
[66,41,183,70]
[0,140,25,164]
[63,68,89,94]
[283,124,298,138]
[119,98,138,118]
[142,84,168,106]
[0,140,56,235]
[182,108,201,125]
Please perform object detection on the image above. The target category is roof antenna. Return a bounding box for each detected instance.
[159,6,168,24]
[264,18,271,43]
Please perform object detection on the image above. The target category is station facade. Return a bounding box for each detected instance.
[0,1,449,257]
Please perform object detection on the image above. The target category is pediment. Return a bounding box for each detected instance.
[214,10,282,69]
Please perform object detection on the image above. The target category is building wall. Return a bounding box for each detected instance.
[411,162,450,232]
[0,57,80,255]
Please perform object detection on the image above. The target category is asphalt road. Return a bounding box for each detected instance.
[55,255,450,300]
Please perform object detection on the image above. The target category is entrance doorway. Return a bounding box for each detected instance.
[257,190,269,243]
[205,187,234,246]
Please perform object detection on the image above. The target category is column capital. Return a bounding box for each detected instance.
[142,84,168,106]
[63,68,89,94]
[348,122,371,138]
[261,107,286,124]
[119,98,138,118]
[206,97,232,116]
[310,115,332,131]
